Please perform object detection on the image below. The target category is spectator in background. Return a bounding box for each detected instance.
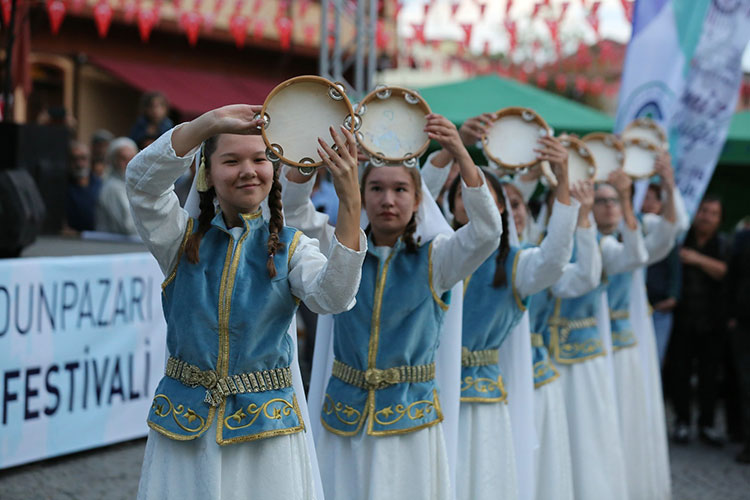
[726,227,750,463]
[644,183,681,365]
[95,137,139,236]
[64,140,101,233]
[667,196,728,445]
[90,129,114,179]
[129,91,173,150]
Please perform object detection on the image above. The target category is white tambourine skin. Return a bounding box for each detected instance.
[560,136,597,188]
[583,133,625,182]
[621,118,667,151]
[482,107,552,171]
[356,86,431,165]
[622,138,659,179]
[261,75,355,169]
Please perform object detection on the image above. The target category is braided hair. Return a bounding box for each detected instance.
[447,168,510,287]
[185,134,285,279]
[361,164,422,253]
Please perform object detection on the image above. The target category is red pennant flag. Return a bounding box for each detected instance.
[276,16,293,50]
[559,1,570,21]
[2,0,12,26]
[376,19,389,50]
[181,11,202,46]
[423,2,430,18]
[544,19,559,44]
[478,2,487,17]
[505,0,513,15]
[411,22,425,44]
[46,0,66,35]
[504,20,518,51]
[94,2,114,38]
[575,75,588,93]
[591,1,601,16]
[394,0,404,17]
[555,73,567,91]
[303,24,316,45]
[620,0,633,22]
[531,2,543,19]
[229,16,249,47]
[253,19,265,40]
[460,23,473,47]
[450,2,460,16]
[252,0,262,14]
[137,7,158,42]
[536,71,549,88]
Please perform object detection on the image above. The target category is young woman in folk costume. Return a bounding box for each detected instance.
[422,127,580,500]
[126,104,367,500]
[595,153,681,500]
[282,114,502,500]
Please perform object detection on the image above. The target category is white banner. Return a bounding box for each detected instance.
[0,253,167,469]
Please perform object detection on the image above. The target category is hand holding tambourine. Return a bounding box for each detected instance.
[534,136,569,186]
[211,104,265,135]
[459,113,496,147]
[607,168,633,198]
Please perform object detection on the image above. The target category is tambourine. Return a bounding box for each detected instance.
[621,118,667,150]
[582,133,625,182]
[257,75,355,175]
[558,135,597,188]
[355,85,431,168]
[622,138,660,179]
[482,107,557,185]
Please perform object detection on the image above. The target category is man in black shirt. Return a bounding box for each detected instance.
[667,196,727,445]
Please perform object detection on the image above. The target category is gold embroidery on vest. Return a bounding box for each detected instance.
[224,397,296,430]
[373,398,437,425]
[323,393,365,427]
[151,394,207,434]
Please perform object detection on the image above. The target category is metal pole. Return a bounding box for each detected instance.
[354,0,365,98]
[367,0,377,93]
[2,0,18,122]
[332,0,342,83]
[319,0,330,78]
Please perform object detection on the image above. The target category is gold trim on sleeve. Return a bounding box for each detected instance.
[511,250,527,312]
[428,242,450,311]
[288,230,302,266]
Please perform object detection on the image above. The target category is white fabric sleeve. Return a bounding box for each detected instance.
[514,198,579,298]
[430,175,503,294]
[287,231,367,314]
[672,187,690,234]
[551,225,602,298]
[280,172,336,253]
[642,213,678,265]
[125,126,198,276]
[420,151,453,200]
[600,223,649,275]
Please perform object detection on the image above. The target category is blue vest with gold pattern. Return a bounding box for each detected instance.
[528,288,560,388]
[148,212,304,445]
[606,270,637,350]
[321,237,450,436]
[460,246,528,402]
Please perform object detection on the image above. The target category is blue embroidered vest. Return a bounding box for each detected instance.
[321,237,450,436]
[148,212,305,445]
[460,247,528,402]
[544,241,606,364]
[606,270,637,350]
[528,288,560,388]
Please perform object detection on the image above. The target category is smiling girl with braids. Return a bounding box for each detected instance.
[283,113,502,500]
[126,104,366,500]
[422,134,579,500]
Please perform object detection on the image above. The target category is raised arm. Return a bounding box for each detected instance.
[420,150,453,200]
[424,115,503,292]
[599,170,648,275]
[513,139,578,298]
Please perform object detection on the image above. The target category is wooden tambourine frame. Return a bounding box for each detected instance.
[582,132,625,182]
[622,118,667,150]
[258,75,355,175]
[558,135,597,188]
[355,86,431,168]
[622,137,660,179]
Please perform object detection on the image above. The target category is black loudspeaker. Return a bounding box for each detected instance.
[0,169,46,256]
[0,123,69,234]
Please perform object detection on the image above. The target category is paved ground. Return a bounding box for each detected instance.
[1,430,748,499]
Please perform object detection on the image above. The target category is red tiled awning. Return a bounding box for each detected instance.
[90,57,280,118]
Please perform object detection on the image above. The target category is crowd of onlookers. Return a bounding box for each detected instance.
[63,91,174,237]
[645,190,750,463]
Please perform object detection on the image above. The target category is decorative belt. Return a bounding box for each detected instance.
[548,316,598,331]
[461,347,499,367]
[165,356,293,407]
[531,333,545,348]
[331,359,435,390]
[609,309,630,320]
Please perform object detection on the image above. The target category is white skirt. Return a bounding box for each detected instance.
[457,402,518,500]
[534,381,574,500]
[557,356,629,500]
[137,423,316,500]
[642,329,672,500]
[613,346,656,500]
[316,422,451,500]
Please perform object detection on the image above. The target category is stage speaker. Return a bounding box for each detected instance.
[0,122,69,234]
